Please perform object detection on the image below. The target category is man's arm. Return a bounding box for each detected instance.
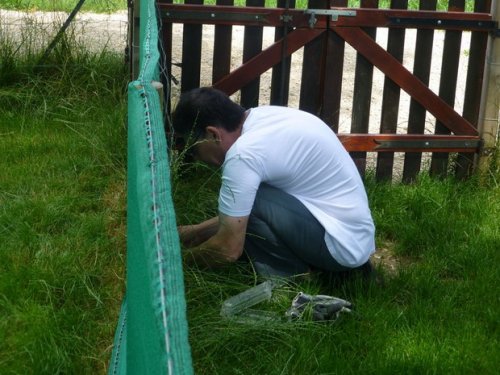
[178,217,219,248]
[183,213,248,268]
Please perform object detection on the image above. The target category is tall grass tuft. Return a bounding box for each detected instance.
[1,0,125,13]
[0,8,128,373]
[174,160,499,374]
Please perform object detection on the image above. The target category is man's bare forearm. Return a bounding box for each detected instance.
[180,213,248,269]
[178,216,219,247]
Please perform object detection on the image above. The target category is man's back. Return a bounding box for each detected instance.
[219,106,375,268]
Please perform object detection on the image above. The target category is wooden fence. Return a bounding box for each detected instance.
[152,0,495,181]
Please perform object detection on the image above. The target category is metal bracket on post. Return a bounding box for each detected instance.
[304,9,356,28]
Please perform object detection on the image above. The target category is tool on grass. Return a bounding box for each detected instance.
[285,292,352,321]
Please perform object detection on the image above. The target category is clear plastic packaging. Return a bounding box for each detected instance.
[232,309,279,323]
[220,280,274,317]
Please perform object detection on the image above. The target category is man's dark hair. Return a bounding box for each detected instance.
[172,87,246,138]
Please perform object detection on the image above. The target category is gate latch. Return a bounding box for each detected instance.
[304,9,356,28]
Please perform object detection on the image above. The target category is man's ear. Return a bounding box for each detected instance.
[205,126,221,142]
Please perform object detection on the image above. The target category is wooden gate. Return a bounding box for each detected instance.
[156,0,495,181]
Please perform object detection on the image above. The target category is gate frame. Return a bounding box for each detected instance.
[149,0,499,180]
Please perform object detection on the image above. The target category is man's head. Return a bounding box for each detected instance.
[172,87,246,166]
[173,87,245,137]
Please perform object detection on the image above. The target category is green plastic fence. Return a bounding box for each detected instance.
[108,0,193,373]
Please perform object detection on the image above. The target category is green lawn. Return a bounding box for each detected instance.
[1,1,498,373]
[176,165,499,374]
[0,44,128,372]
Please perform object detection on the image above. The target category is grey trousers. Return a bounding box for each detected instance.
[244,184,351,278]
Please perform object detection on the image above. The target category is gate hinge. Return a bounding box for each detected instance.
[304,9,356,28]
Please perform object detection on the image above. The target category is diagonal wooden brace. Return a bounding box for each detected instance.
[213,28,325,96]
[334,26,478,136]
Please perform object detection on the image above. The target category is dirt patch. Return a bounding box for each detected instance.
[371,244,401,276]
[1,8,473,176]
[2,9,472,129]
[0,9,128,53]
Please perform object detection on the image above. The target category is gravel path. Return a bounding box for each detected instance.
[0,9,128,53]
[1,8,473,173]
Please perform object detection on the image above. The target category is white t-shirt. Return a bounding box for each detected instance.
[218,106,375,267]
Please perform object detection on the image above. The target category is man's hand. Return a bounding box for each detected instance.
[182,213,249,268]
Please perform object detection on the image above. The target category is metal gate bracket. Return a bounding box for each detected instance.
[374,139,481,151]
[304,9,356,28]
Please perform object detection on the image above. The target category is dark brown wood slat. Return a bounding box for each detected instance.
[241,0,265,108]
[329,8,493,31]
[350,0,379,177]
[159,5,492,30]
[159,4,320,28]
[333,26,478,136]
[299,0,330,116]
[159,0,174,119]
[213,0,234,84]
[270,0,296,106]
[376,0,408,181]
[321,0,348,132]
[181,0,204,93]
[430,0,465,178]
[213,28,325,95]
[339,134,480,152]
[402,0,437,183]
[455,0,491,179]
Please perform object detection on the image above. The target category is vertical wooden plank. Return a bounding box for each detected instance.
[321,0,348,132]
[430,0,465,178]
[241,0,265,108]
[375,0,408,182]
[159,0,173,123]
[270,0,296,106]
[350,0,379,177]
[299,0,329,116]
[212,0,234,84]
[477,1,500,176]
[455,0,491,179]
[181,0,204,93]
[402,0,437,182]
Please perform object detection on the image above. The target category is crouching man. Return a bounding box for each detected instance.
[174,87,376,279]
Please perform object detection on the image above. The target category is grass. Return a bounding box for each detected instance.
[1,1,498,373]
[0,16,128,372]
[1,0,126,13]
[175,167,500,374]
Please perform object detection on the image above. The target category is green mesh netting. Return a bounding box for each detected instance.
[108,1,193,373]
